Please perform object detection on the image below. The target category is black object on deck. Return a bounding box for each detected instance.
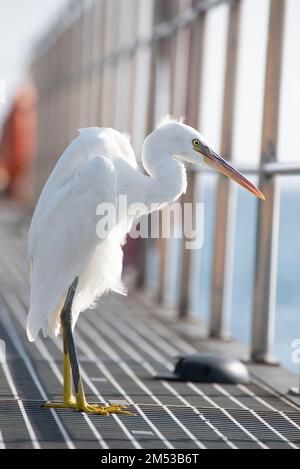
[155,353,250,384]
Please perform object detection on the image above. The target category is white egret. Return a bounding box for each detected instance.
[27,116,264,415]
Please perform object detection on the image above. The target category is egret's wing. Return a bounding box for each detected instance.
[29,128,137,258]
[27,156,116,342]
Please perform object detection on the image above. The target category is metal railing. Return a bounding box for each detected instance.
[31,0,296,364]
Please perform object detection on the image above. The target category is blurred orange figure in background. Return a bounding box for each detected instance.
[0,83,37,205]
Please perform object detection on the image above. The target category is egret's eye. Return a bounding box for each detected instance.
[192,139,201,149]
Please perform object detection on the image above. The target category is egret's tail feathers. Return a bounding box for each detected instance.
[26,321,37,343]
[26,309,46,342]
[27,291,67,342]
[111,278,127,297]
[27,228,127,341]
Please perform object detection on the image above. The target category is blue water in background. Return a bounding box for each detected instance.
[146,175,300,374]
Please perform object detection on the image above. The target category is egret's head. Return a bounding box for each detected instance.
[153,116,265,200]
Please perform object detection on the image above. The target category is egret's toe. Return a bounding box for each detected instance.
[77,403,135,416]
[42,399,77,410]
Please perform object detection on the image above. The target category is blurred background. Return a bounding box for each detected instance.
[0,0,299,372]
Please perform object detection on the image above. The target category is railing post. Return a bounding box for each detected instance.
[136,1,159,290]
[89,0,106,124]
[251,0,286,363]
[209,0,241,338]
[135,40,156,289]
[79,1,94,128]
[101,0,120,127]
[155,0,180,305]
[68,8,83,141]
[178,3,205,319]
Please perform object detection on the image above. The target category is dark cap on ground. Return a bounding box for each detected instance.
[155,353,250,384]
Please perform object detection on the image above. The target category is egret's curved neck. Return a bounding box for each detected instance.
[141,138,187,210]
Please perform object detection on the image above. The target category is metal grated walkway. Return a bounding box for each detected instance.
[0,219,300,449]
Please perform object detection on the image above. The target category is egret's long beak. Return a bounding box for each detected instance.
[200,147,265,200]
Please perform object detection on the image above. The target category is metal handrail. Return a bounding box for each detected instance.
[31,0,296,368]
[194,161,300,176]
[263,162,300,176]
[35,0,234,94]
[35,0,233,61]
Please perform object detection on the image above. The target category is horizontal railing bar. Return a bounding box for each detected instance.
[191,161,300,176]
[191,165,258,176]
[263,161,300,176]
[33,0,91,59]
[34,0,234,82]
[149,0,233,43]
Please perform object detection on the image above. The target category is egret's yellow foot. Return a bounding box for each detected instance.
[42,399,77,410]
[72,381,135,415]
[75,402,135,416]
[46,304,136,416]
[42,401,134,415]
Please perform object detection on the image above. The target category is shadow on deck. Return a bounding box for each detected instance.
[0,214,300,449]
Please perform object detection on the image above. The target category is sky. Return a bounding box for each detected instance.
[0,0,70,124]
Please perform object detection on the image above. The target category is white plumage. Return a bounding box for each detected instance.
[27,118,264,343]
[27,127,136,340]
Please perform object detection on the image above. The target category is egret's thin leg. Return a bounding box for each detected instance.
[42,280,78,410]
[44,278,134,415]
[60,278,81,396]
[43,338,77,409]
[63,336,76,405]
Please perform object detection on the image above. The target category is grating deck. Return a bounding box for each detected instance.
[0,219,300,449]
